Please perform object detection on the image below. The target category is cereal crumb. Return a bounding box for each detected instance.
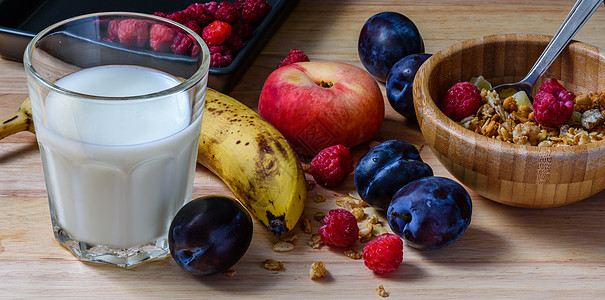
[376,285,388,297]
[262,259,284,271]
[313,193,326,203]
[309,261,327,280]
[350,207,366,221]
[279,231,299,243]
[223,269,237,277]
[306,179,316,191]
[309,233,324,249]
[313,211,326,223]
[372,223,389,237]
[301,216,312,234]
[273,241,295,252]
[343,249,362,260]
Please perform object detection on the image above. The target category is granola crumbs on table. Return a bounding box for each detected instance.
[343,249,362,260]
[309,233,324,249]
[313,211,326,223]
[309,262,327,280]
[262,259,284,271]
[223,269,237,278]
[376,285,388,297]
[279,231,299,243]
[301,216,312,234]
[313,193,326,203]
[273,241,295,252]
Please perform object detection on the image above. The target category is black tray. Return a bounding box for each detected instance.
[0,0,298,93]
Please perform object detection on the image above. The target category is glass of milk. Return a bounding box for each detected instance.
[23,12,210,267]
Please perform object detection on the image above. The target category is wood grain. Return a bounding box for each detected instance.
[3,0,605,298]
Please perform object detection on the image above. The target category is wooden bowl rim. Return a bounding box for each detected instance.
[414,33,605,156]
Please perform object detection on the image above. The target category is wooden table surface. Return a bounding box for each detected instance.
[3,0,605,298]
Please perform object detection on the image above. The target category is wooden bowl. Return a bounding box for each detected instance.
[413,34,605,208]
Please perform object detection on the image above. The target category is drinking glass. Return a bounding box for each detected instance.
[23,12,209,267]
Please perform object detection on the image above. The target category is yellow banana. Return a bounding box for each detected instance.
[199,89,307,235]
[0,97,35,140]
[0,90,307,235]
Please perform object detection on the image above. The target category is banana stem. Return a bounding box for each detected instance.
[0,98,35,140]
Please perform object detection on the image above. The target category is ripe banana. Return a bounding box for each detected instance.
[198,89,307,235]
[0,97,35,140]
[0,89,307,235]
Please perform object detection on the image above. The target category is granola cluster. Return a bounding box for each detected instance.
[460,89,605,146]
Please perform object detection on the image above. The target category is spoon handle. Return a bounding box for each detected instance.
[523,0,603,86]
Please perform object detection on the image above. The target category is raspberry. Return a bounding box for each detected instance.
[210,52,233,68]
[171,33,193,55]
[318,209,359,248]
[277,49,310,68]
[215,1,241,23]
[538,78,566,95]
[203,1,219,15]
[166,11,189,24]
[241,0,272,24]
[186,20,202,35]
[225,35,243,54]
[117,19,149,48]
[149,24,177,52]
[152,12,167,18]
[533,79,575,127]
[107,19,120,42]
[202,20,232,47]
[440,81,482,121]
[362,233,404,274]
[231,21,255,40]
[309,144,354,186]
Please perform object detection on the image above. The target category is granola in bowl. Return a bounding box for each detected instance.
[454,77,605,147]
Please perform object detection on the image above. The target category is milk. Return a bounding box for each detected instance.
[33,65,201,249]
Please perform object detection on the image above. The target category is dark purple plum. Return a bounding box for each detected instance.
[354,140,433,210]
[387,176,472,249]
[386,53,432,121]
[358,12,424,82]
[169,195,253,276]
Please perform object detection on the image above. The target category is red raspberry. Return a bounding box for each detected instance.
[202,20,232,47]
[440,81,482,121]
[538,78,566,94]
[234,0,245,10]
[241,0,272,24]
[149,24,177,53]
[107,19,120,42]
[166,11,189,24]
[362,233,404,274]
[309,144,354,186]
[232,21,255,40]
[186,20,202,35]
[152,12,167,18]
[533,79,575,127]
[116,19,149,48]
[225,35,243,54]
[318,209,359,248]
[210,52,233,68]
[277,49,310,68]
[215,1,241,23]
[203,1,219,15]
[171,33,193,55]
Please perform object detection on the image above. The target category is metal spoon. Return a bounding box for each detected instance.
[493,0,603,99]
